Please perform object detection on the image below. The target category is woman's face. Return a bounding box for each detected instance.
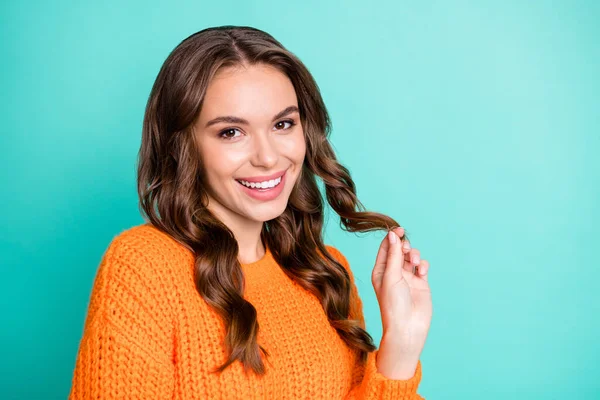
[194,63,306,226]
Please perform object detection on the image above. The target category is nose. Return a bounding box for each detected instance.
[250,132,278,169]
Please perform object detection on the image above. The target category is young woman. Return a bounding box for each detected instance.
[69,25,432,399]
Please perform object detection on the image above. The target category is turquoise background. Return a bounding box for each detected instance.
[1,1,598,398]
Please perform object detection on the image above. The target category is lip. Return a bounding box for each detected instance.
[236,169,287,201]
[236,169,287,183]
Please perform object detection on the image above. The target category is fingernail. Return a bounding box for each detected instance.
[388,231,397,244]
[403,241,410,250]
[412,256,420,264]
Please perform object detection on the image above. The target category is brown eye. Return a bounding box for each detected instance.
[219,128,242,140]
[274,120,295,130]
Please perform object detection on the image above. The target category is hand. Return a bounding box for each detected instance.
[371,226,432,378]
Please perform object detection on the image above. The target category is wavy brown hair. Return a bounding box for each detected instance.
[137,25,408,376]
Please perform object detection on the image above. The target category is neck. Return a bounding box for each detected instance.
[233,221,265,264]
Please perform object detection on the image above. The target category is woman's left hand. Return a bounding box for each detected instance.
[371,226,432,379]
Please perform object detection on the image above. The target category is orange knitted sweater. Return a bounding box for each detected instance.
[68,223,424,399]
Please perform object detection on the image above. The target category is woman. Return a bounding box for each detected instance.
[69,25,432,399]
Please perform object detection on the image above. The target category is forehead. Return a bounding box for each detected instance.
[198,64,298,123]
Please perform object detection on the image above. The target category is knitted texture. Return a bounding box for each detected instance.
[68,223,424,399]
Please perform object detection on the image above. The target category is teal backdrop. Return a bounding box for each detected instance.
[1,1,598,399]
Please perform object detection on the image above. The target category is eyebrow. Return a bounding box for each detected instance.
[204,105,300,128]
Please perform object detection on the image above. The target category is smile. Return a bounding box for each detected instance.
[234,170,287,201]
[236,176,282,190]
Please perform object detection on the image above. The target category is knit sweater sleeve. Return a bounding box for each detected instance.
[68,237,175,400]
[325,246,425,400]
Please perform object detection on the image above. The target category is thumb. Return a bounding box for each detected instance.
[372,232,391,293]
[383,231,405,286]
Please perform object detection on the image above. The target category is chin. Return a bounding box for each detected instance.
[251,201,289,222]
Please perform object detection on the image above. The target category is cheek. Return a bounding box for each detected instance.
[201,144,246,182]
[280,132,307,163]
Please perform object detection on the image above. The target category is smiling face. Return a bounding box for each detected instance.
[193,63,306,229]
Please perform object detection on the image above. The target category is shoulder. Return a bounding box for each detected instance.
[105,223,193,266]
[324,244,351,273]
[83,224,181,346]
[96,223,194,289]
[324,244,346,262]
[324,245,364,321]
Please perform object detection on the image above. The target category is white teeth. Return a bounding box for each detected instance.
[238,176,282,189]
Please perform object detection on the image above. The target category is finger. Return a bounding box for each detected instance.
[404,248,421,272]
[372,232,391,291]
[392,226,405,241]
[401,237,411,255]
[417,260,429,281]
[374,232,390,267]
[400,239,414,272]
[383,231,405,284]
[393,227,412,257]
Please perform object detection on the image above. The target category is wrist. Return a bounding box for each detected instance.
[376,333,421,380]
[380,330,422,359]
[375,347,419,380]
